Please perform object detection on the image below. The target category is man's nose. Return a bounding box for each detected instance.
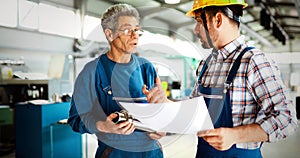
[194,23,200,35]
[131,30,139,38]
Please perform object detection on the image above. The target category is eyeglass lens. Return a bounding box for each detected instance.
[122,29,143,36]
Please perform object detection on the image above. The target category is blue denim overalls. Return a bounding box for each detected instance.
[195,47,262,158]
[94,55,163,158]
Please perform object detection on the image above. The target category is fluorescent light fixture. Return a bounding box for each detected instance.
[165,0,180,4]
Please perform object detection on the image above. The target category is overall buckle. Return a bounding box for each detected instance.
[223,82,231,94]
[103,86,112,95]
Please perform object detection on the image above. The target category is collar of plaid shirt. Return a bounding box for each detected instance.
[213,35,246,60]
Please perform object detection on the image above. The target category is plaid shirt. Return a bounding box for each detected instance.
[191,35,298,149]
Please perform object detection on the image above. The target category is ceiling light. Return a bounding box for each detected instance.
[165,0,180,4]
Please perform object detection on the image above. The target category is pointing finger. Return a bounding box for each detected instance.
[142,85,149,95]
[155,77,162,88]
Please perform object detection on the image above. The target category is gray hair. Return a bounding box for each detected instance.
[101,3,140,31]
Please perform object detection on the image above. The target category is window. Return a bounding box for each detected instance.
[39,3,78,38]
[19,0,38,29]
[0,0,17,27]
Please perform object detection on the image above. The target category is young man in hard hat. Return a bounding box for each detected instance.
[143,0,298,157]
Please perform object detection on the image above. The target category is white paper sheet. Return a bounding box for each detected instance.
[118,96,214,134]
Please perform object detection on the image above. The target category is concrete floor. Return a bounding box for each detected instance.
[2,121,299,158]
[160,128,300,158]
[82,121,300,158]
[81,120,300,158]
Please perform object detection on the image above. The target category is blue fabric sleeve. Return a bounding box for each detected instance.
[68,98,96,134]
[68,58,105,134]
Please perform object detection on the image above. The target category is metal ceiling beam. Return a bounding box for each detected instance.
[257,30,272,37]
[282,24,300,28]
[266,2,295,7]
[242,20,258,24]
[140,7,169,21]
[144,0,276,47]
[259,2,289,40]
[274,15,299,19]
[286,31,300,34]
[240,23,274,47]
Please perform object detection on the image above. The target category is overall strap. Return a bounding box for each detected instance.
[98,55,112,95]
[135,56,147,85]
[198,54,213,81]
[224,47,254,92]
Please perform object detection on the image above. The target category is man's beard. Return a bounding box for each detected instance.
[200,39,211,49]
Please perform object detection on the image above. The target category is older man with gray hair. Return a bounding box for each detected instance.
[68,3,164,158]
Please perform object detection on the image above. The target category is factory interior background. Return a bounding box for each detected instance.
[0,0,300,157]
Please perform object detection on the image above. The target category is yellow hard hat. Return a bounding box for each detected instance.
[186,0,248,17]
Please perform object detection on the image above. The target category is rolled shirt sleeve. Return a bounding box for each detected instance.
[247,53,298,143]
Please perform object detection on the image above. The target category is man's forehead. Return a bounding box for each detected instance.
[119,23,134,27]
[117,16,139,26]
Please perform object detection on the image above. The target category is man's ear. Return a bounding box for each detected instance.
[215,12,222,28]
[105,29,113,42]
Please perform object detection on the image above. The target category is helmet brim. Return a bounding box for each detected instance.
[186,3,248,17]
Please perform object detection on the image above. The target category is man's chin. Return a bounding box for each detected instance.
[125,51,136,54]
[126,48,137,54]
[201,43,211,49]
